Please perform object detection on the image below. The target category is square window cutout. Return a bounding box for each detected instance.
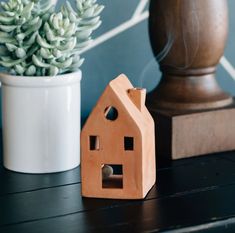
[102,164,123,189]
[89,136,100,151]
[124,137,134,151]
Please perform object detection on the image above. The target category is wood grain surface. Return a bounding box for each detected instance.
[1,151,235,232]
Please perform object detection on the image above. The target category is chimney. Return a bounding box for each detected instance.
[128,88,146,112]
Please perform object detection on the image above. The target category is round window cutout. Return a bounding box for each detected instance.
[104,106,118,121]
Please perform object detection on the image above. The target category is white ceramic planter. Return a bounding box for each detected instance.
[0,70,81,173]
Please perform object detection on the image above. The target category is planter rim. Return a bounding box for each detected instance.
[0,70,82,88]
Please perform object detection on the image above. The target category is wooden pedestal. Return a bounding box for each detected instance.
[148,0,234,161]
[148,100,235,162]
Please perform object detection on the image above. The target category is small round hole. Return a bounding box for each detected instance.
[104,106,118,121]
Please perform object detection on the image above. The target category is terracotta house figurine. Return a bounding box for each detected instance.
[81,74,156,199]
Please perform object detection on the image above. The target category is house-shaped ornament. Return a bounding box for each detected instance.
[81,74,156,199]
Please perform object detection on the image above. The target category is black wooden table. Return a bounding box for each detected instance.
[1,151,235,233]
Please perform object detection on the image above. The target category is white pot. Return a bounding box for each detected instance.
[0,70,81,173]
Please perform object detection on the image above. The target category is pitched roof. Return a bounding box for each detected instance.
[109,74,153,131]
[83,74,153,133]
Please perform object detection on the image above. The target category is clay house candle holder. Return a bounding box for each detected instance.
[81,74,156,199]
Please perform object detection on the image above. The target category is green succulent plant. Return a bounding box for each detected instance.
[0,0,104,76]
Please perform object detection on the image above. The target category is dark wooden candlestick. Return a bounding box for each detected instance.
[147,0,235,161]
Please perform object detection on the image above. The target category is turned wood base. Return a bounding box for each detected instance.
[148,99,235,162]
[147,73,233,111]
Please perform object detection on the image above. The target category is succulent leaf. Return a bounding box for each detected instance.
[49,66,59,76]
[15,64,25,75]
[6,43,17,52]
[0,14,15,24]
[21,2,34,19]
[32,54,51,68]
[0,0,104,76]
[75,29,92,40]
[24,32,38,46]
[0,24,17,32]
[40,47,53,59]
[93,5,104,17]
[37,34,54,48]
[51,57,73,69]
[25,65,36,76]
[15,47,26,58]
[0,58,22,68]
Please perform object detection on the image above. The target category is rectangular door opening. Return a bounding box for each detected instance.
[102,164,123,189]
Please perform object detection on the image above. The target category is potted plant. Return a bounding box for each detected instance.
[0,0,104,173]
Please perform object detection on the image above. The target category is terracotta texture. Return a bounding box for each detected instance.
[81,74,156,199]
